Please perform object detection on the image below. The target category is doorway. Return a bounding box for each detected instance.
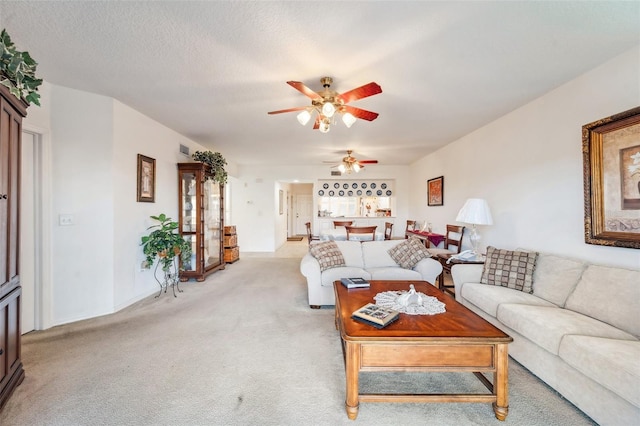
[20,128,51,332]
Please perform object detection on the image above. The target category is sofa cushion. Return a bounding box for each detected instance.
[362,240,410,268]
[532,253,586,307]
[387,237,431,269]
[320,266,370,287]
[481,246,538,293]
[367,266,423,281]
[496,304,638,355]
[309,241,345,271]
[564,265,640,338]
[333,240,365,268]
[461,283,556,317]
[559,335,640,407]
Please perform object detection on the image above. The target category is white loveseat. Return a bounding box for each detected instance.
[451,251,640,426]
[300,240,443,308]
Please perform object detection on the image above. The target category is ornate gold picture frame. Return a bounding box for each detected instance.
[582,106,640,249]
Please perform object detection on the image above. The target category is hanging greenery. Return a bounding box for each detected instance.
[192,150,228,184]
[0,29,42,106]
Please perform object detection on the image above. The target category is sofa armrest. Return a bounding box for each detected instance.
[451,263,484,300]
[413,257,443,286]
[300,252,321,279]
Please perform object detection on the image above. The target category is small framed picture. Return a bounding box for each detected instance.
[427,176,444,206]
[137,154,155,202]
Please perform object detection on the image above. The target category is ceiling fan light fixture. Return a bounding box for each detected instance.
[321,101,336,118]
[342,112,356,128]
[338,164,346,173]
[353,163,361,173]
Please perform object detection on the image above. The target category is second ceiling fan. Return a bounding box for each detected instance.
[326,150,378,174]
[267,77,382,133]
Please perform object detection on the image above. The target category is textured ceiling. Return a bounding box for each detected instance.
[1,1,639,168]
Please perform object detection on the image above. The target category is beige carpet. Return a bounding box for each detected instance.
[0,246,596,425]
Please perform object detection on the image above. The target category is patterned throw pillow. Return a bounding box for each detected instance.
[309,241,346,272]
[481,246,538,293]
[387,237,431,269]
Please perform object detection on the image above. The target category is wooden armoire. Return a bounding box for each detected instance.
[0,84,27,410]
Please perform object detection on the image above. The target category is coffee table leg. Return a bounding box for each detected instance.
[345,341,360,419]
[493,343,509,421]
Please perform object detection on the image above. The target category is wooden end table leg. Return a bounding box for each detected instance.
[344,341,360,420]
[492,343,509,421]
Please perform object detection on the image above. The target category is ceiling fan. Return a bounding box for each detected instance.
[267,77,382,133]
[325,150,379,174]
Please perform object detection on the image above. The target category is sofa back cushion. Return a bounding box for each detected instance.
[362,240,403,268]
[564,265,640,337]
[532,253,587,307]
[334,240,365,268]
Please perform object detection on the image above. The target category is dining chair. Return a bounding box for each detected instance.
[384,222,393,240]
[305,222,319,245]
[345,225,377,242]
[427,224,465,256]
[405,220,416,238]
[333,220,354,228]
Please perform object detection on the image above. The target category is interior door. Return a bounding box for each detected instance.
[295,194,313,235]
[20,131,35,333]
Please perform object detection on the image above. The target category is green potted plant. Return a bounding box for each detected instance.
[192,150,228,184]
[140,214,192,273]
[0,29,42,106]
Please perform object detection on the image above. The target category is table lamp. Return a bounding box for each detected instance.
[455,198,493,256]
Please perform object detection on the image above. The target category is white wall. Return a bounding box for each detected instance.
[112,101,207,310]
[409,47,640,269]
[24,84,214,326]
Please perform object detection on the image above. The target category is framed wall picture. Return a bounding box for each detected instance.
[582,106,640,249]
[279,189,284,215]
[427,176,444,206]
[137,154,156,203]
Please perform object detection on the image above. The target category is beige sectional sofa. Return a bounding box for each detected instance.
[451,251,640,426]
[300,239,443,308]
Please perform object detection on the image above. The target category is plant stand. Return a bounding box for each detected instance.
[154,257,183,297]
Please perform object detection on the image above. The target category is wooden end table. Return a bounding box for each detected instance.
[436,253,485,296]
[334,280,512,420]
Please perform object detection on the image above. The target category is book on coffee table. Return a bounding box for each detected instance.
[351,303,399,329]
[340,277,370,289]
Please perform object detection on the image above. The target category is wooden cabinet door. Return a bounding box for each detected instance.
[0,92,22,296]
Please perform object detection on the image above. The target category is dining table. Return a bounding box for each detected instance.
[405,230,445,248]
[319,228,385,242]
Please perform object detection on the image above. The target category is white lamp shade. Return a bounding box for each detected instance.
[321,102,336,118]
[342,112,356,128]
[296,110,311,126]
[456,198,493,225]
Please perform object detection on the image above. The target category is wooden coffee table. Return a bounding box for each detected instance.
[334,280,512,420]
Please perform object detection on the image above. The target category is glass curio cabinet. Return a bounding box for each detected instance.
[178,162,225,281]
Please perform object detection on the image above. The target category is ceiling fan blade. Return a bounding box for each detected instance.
[343,105,379,121]
[287,81,322,100]
[267,106,308,115]
[358,160,378,164]
[338,82,382,104]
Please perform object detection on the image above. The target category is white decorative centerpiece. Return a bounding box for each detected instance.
[374,284,446,315]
